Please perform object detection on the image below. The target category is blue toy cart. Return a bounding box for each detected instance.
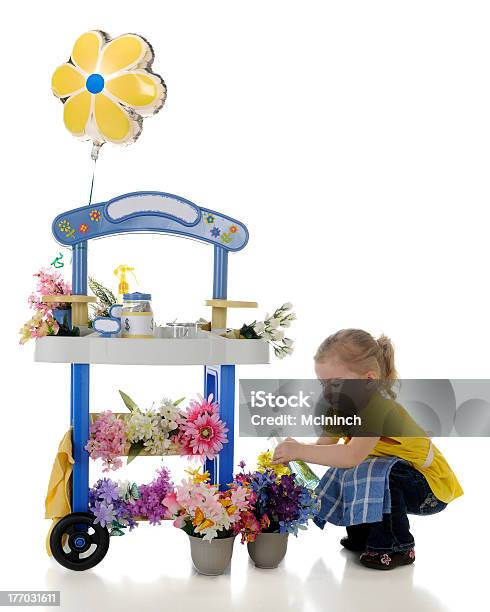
[36,191,269,571]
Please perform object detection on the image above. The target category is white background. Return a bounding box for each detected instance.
[1,2,489,611]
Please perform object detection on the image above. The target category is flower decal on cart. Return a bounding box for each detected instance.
[79,223,89,233]
[229,225,238,234]
[89,209,101,222]
[51,31,166,147]
[210,226,221,238]
[205,214,215,224]
[58,220,71,233]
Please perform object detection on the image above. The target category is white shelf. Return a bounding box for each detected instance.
[34,328,269,366]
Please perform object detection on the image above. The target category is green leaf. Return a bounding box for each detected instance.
[88,276,117,308]
[239,323,260,339]
[119,390,140,413]
[110,528,125,537]
[127,440,145,464]
[173,397,186,406]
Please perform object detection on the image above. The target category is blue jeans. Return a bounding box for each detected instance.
[346,462,447,554]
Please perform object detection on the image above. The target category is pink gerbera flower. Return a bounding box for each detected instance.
[175,395,228,461]
[183,394,219,423]
[185,412,228,460]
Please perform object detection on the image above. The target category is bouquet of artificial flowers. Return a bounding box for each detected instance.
[89,478,139,536]
[28,267,72,313]
[120,391,184,460]
[89,467,175,534]
[20,267,72,344]
[85,392,229,470]
[85,410,127,472]
[236,455,318,536]
[163,468,257,542]
[238,302,295,359]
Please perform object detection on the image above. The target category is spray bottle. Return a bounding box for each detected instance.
[271,436,320,489]
[114,265,137,304]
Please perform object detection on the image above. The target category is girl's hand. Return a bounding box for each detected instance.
[272,437,302,465]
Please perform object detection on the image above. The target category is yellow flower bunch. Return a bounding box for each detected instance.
[184,467,211,484]
[256,450,291,480]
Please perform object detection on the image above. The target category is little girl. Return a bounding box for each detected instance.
[272,329,463,570]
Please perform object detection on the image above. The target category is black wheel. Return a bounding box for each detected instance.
[50,512,110,571]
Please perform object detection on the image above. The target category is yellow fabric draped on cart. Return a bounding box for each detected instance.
[44,430,74,556]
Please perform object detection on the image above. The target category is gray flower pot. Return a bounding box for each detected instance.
[247,532,289,568]
[188,534,235,575]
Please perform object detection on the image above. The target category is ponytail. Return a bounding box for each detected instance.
[376,334,397,381]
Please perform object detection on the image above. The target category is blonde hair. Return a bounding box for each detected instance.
[314,329,398,397]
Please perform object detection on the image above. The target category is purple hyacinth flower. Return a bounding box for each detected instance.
[92,501,116,528]
[98,479,119,503]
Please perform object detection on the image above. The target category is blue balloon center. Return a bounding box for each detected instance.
[86,73,104,94]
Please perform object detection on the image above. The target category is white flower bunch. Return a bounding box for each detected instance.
[252,302,296,359]
[158,397,181,431]
[126,410,157,443]
[144,427,172,455]
[144,397,182,454]
[119,390,185,463]
[127,410,172,455]
[125,396,184,456]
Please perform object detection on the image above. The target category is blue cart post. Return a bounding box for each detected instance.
[71,241,90,512]
[204,245,235,487]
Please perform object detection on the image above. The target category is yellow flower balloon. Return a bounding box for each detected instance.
[52,31,166,150]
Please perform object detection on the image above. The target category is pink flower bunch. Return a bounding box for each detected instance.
[20,268,72,344]
[19,310,59,345]
[225,473,267,543]
[85,411,127,472]
[131,467,174,525]
[174,395,228,461]
[233,509,269,544]
[28,267,71,313]
[163,469,256,541]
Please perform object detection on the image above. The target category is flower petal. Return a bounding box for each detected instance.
[100,34,149,75]
[72,31,103,73]
[105,71,166,114]
[63,90,91,136]
[52,63,85,98]
[94,93,139,143]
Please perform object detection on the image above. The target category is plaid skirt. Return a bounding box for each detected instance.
[313,456,402,528]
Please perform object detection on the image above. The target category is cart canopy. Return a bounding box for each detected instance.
[52,191,249,252]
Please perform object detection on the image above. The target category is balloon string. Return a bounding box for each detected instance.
[88,157,97,206]
[88,143,101,205]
